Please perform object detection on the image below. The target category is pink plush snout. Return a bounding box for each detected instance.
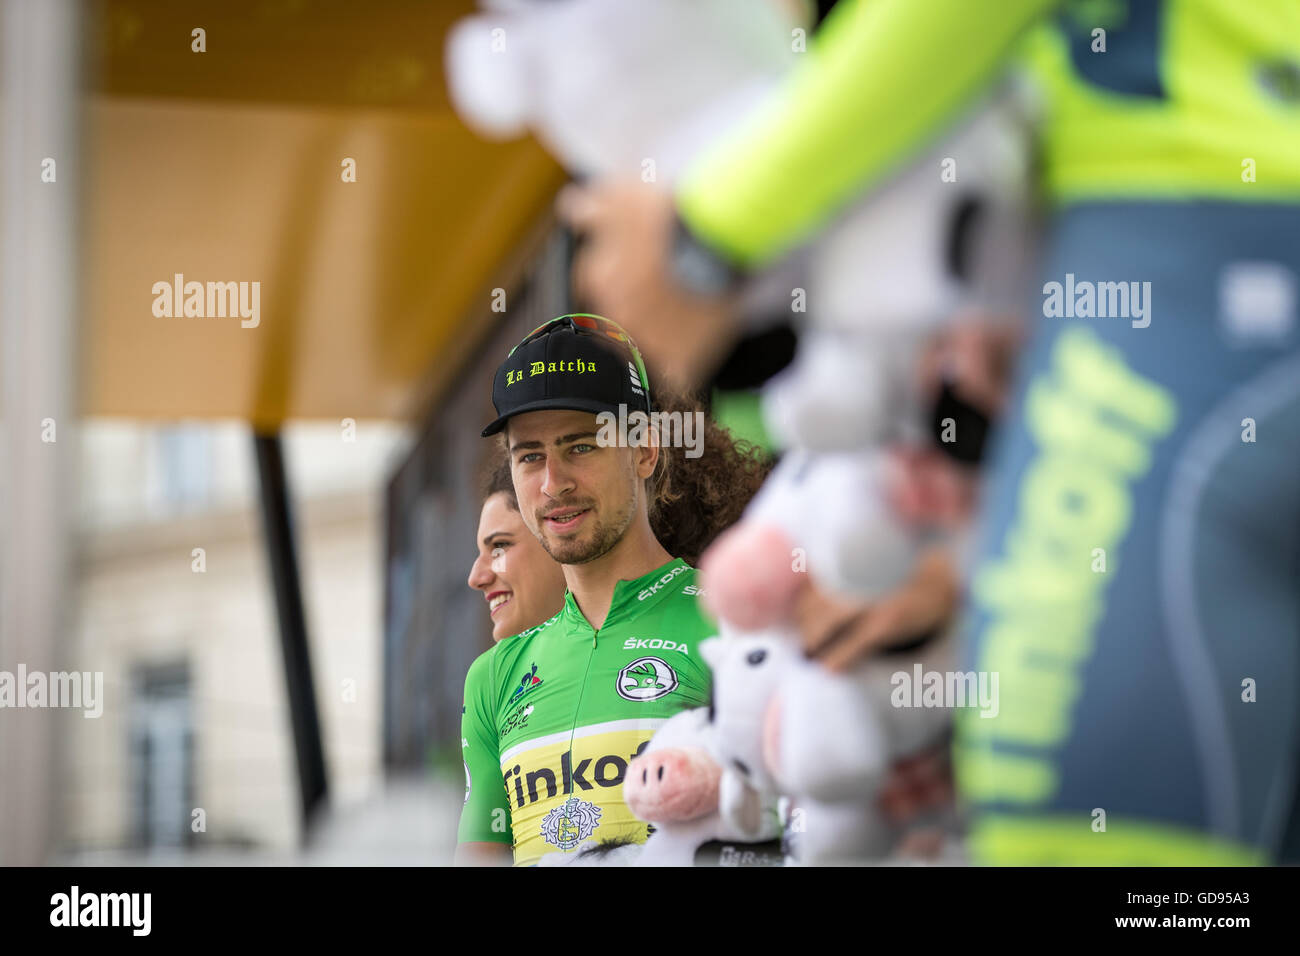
[624,746,721,823]
[699,522,804,629]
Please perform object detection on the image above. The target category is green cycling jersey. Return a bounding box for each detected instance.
[457,558,716,866]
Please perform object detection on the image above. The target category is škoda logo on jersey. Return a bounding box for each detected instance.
[636,563,690,601]
[616,657,678,701]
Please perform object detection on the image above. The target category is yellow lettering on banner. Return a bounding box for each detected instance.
[1021,456,1130,552]
[1025,378,1153,476]
[974,533,1099,614]
[979,625,1081,747]
[954,744,1058,803]
[1055,327,1176,436]
[964,326,1177,805]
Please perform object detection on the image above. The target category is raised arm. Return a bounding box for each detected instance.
[675,0,1055,269]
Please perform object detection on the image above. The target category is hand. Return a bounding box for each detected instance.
[878,741,957,861]
[877,742,955,827]
[916,314,1021,419]
[557,179,740,387]
[884,444,979,530]
[887,316,1021,530]
[797,549,957,673]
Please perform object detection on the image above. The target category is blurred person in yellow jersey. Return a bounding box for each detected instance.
[562,0,1300,864]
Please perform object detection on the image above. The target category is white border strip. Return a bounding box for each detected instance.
[500,717,669,765]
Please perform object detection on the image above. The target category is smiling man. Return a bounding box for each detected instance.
[455,314,716,867]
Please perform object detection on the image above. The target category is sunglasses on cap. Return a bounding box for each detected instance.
[508,313,652,401]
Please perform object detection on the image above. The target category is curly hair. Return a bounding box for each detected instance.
[643,383,772,565]
[482,387,772,566]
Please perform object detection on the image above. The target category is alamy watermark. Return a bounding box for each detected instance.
[50,886,150,936]
[890,664,999,718]
[152,273,260,328]
[1042,273,1151,328]
[596,404,705,459]
[0,665,104,718]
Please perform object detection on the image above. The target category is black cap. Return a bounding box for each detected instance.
[481,321,650,437]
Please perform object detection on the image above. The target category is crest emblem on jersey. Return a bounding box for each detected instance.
[616,656,678,702]
[541,797,602,850]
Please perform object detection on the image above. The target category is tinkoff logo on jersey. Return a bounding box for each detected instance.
[617,657,678,701]
[541,797,602,850]
[510,663,542,702]
[502,740,651,808]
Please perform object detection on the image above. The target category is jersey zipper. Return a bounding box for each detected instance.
[564,626,598,797]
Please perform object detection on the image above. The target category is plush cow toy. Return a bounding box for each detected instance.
[535,706,781,867]
[697,466,956,865]
[688,91,1029,864]
[445,0,801,184]
[623,707,782,866]
[760,91,1033,456]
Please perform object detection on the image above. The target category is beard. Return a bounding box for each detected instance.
[536,489,635,566]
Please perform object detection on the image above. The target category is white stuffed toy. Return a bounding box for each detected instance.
[685,64,1029,868]
[538,706,782,867]
[688,95,1029,865]
[761,94,1033,454]
[699,623,955,864]
[446,0,802,184]
[698,456,958,865]
[622,706,782,866]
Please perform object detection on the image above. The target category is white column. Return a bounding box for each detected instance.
[0,0,82,866]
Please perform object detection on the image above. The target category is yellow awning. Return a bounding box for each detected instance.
[82,0,564,426]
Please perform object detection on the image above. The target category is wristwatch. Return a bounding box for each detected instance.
[669,212,745,297]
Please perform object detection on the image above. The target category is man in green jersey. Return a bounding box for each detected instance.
[455,314,717,866]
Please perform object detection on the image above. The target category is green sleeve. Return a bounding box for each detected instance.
[456,648,512,844]
[675,0,1056,268]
